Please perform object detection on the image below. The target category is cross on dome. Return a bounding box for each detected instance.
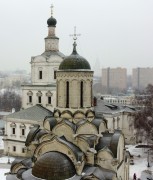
[70,26,81,42]
[50,4,54,17]
[70,26,81,53]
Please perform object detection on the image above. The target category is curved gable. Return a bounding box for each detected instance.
[52,120,75,142]
[32,55,46,63]
[76,121,98,135]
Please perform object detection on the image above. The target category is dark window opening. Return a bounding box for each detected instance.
[12,128,15,135]
[66,81,69,108]
[48,97,51,104]
[22,129,25,136]
[80,81,83,107]
[29,96,32,103]
[38,96,41,103]
[22,148,25,153]
[54,70,56,79]
[13,146,16,152]
[39,71,42,79]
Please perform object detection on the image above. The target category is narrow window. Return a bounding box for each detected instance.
[54,70,56,79]
[66,81,69,108]
[48,97,51,104]
[13,146,16,152]
[22,148,25,153]
[12,128,15,135]
[39,71,42,79]
[117,118,119,128]
[22,129,25,136]
[113,119,115,129]
[80,81,83,107]
[29,96,32,103]
[38,96,41,103]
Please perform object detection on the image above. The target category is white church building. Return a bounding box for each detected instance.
[3,6,135,170]
[3,6,64,157]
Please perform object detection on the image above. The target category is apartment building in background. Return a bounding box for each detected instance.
[132,67,153,91]
[102,67,127,94]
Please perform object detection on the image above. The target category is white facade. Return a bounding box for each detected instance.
[106,113,135,144]
[22,86,56,112]
[3,118,43,157]
[3,12,64,156]
[3,104,53,157]
[22,16,64,111]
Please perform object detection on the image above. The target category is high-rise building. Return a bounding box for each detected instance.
[132,67,153,91]
[102,67,127,94]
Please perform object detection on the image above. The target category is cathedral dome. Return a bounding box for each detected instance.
[47,16,57,27]
[59,42,91,70]
[32,151,76,180]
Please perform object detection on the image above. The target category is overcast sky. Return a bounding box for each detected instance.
[0,0,153,74]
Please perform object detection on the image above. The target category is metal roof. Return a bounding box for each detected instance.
[6,105,53,121]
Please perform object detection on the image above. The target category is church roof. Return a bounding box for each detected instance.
[25,125,40,146]
[41,50,65,58]
[59,136,84,161]
[95,130,122,158]
[6,104,53,121]
[21,84,56,87]
[47,16,57,27]
[83,165,116,180]
[59,42,91,70]
[32,151,76,180]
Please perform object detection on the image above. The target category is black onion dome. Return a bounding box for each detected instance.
[32,151,76,180]
[59,42,91,70]
[47,16,57,27]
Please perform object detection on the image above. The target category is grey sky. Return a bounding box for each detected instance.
[0,0,153,74]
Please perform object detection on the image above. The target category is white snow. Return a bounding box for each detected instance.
[0,169,9,180]
[0,156,15,164]
[127,144,153,179]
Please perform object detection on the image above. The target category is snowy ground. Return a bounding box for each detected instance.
[127,144,153,179]
[0,136,14,180]
[0,136,153,180]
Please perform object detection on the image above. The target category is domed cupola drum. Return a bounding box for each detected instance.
[56,27,94,113]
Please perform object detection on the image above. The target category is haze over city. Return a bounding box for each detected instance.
[0,0,153,74]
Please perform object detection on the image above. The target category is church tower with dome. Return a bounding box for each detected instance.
[55,33,94,119]
[21,5,64,112]
[6,23,129,179]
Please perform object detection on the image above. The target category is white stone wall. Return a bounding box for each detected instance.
[22,86,56,112]
[45,38,59,51]
[31,55,63,85]
[3,119,43,157]
[121,113,135,144]
[103,112,135,144]
[56,71,93,109]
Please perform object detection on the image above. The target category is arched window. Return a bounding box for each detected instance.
[36,91,42,104]
[80,81,83,108]
[27,91,33,104]
[66,81,69,108]
[46,91,53,105]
